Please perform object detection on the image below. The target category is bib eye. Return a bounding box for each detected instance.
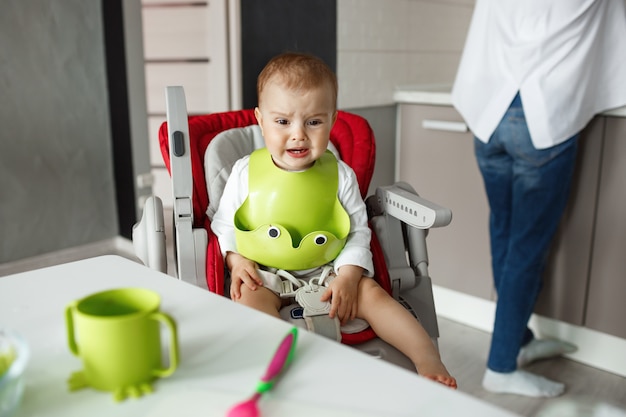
[267,226,280,239]
[314,234,327,246]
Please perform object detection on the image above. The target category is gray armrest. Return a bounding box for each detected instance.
[366,182,451,342]
[367,181,452,292]
[374,183,452,229]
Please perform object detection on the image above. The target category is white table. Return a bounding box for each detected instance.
[0,255,519,417]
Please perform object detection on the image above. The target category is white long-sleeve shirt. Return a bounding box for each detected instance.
[452,0,626,149]
[211,154,375,277]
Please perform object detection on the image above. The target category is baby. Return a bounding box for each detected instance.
[211,52,456,388]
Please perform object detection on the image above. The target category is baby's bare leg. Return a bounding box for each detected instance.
[237,285,282,319]
[356,279,457,388]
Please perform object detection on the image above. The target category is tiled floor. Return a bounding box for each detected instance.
[437,318,626,416]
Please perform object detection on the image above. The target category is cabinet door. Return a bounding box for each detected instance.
[534,118,604,326]
[397,104,493,300]
[142,1,230,209]
[585,117,626,338]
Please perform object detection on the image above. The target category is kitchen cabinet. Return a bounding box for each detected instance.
[141,0,230,208]
[533,117,603,325]
[397,102,625,338]
[585,117,626,339]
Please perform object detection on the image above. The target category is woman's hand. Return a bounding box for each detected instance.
[320,265,363,324]
[226,252,262,300]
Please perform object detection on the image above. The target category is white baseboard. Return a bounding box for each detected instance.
[433,285,626,378]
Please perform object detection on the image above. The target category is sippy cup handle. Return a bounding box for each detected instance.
[150,311,179,377]
[65,302,80,356]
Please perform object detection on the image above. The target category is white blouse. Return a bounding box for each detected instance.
[452,0,626,149]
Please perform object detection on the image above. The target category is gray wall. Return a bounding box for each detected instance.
[1,0,119,263]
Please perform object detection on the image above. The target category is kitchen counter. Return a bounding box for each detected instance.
[393,84,454,106]
[394,85,626,118]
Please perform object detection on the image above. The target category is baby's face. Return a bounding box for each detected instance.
[255,79,337,171]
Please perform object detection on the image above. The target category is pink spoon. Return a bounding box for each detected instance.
[226,327,298,417]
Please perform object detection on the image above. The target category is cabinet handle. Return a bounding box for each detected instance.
[422,119,468,133]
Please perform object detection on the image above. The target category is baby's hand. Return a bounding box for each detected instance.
[226,252,261,299]
[320,266,363,324]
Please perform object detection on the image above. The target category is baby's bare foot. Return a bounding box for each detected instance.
[419,361,457,389]
[423,373,458,389]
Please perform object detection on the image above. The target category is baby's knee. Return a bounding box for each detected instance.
[238,284,260,299]
[359,278,390,301]
[239,285,281,310]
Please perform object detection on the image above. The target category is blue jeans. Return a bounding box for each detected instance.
[474,93,579,373]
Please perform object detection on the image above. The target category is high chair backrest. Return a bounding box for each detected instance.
[158,110,377,229]
[157,108,397,345]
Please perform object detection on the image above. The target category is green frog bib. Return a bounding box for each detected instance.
[234,148,350,270]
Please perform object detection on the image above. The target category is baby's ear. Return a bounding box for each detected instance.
[254,107,264,135]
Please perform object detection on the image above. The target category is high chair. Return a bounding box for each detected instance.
[133,86,452,370]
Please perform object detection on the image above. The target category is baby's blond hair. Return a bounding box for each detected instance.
[257,52,338,110]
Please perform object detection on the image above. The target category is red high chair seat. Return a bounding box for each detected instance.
[158,109,392,345]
